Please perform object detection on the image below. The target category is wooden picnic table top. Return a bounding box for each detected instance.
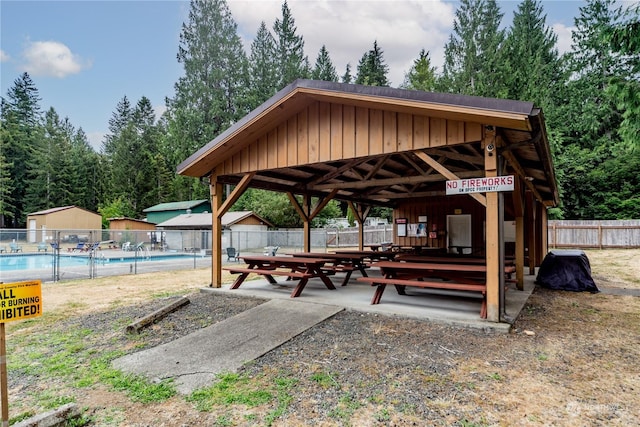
[240,255,330,265]
[285,252,368,261]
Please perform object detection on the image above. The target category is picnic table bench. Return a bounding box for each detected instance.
[356,260,516,318]
[223,255,336,298]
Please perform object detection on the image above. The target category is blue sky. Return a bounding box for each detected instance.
[0,0,624,151]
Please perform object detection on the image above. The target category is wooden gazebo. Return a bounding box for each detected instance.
[177,80,559,322]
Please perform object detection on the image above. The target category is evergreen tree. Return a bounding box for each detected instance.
[503,0,563,112]
[0,120,14,227]
[247,21,279,110]
[561,0,623,150]
[106,96,163,217]
[341,63,353,84]
[401,49,438,91]
[0,73,42,227]
[164,0,249,200]
[606,2,640,149]
[440,0,507,97]
[69,127,102,211]
[273,0,310,88]
[355,40,390,86]
[554,0,634,218]
[24,108,72,213]
[311,45,338,82]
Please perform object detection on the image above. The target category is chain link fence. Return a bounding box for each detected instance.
[0,225,393,283]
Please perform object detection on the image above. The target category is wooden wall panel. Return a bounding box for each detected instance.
[394,197,486,252]
[355,107,369,157]
[241,145,249,172]
[258,135,268,169]
[397,113,412,152]
[319,102,331,162]
[447,120,466,145]
[308,102,320,163]
[343,105,356,158]
[466,122,483,142]
[267,129,277,168]
[413,115,429,149]
[297,110,309,164]
[277,122,287,168]
[430,118,446,146]
[383,111,397,154]
[287,116,298,166]
[369,109,384,155]
[224,104,486,173]
[331,104,343,160]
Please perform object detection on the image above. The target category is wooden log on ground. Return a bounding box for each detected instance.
[125,296,190,334]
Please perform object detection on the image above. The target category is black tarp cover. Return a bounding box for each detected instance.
[536,250,599,293]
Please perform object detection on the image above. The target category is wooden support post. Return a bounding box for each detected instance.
[484,129,500,322]
[303,194,311,252]
[514,177,525,291]
[526,191,537,275]
[211,177,223,288]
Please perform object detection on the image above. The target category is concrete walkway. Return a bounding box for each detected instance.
[112,299,343,394]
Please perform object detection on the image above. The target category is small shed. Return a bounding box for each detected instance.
[107,217,157,247]
[143,200,212,224]
[156,211,273,251]
[26,206,102,243]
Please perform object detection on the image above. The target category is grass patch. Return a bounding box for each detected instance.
[187,372,274,411]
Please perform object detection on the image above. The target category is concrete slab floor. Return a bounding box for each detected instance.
[204,269,537,333]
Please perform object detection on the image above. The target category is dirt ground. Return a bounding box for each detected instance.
[8,249,640,426]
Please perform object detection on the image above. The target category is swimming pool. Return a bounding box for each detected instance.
[0,253,199,272]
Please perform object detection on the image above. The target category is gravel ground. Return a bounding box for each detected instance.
[9,284,640,426]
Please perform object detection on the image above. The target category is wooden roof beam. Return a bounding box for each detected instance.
[413,150,487,207]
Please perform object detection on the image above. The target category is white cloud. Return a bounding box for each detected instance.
[154,103,167,121]
[21,40,91,78]
[0,49,10,62]
[552,23,575,56]
[86,131,105,152]
[228,0,455,86]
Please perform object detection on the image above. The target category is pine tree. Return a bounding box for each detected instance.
[341,63,353,84]
[355,41,390,86]
[401,49,438,91]
[164,0,249,200]
[311,45,338,82]
[0,73,42,227]
[273,0,310,88]
[606,2,640,149]
[440,0,507,96]
[247,21,279,110]
[503,0,565,138]
[0,119,14,227]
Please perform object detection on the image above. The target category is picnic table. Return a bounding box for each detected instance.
[223,255,336,298]
[357,260,512,318]
[285,252,369,286]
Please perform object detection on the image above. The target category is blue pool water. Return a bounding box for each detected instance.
[0,253,196,272]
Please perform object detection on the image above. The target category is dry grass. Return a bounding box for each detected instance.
[10,248,640,426]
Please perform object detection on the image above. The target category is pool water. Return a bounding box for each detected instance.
[0,253,197,272]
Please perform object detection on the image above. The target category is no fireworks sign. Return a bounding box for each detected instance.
[0,280,42,323]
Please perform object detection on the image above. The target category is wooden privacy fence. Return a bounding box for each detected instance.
[549,220,640,249]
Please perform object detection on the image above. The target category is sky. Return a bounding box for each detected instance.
[0,0,631,151]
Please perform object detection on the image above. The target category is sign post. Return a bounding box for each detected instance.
[0,280,42,425]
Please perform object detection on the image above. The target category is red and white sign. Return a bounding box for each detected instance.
[446,175,515,195]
